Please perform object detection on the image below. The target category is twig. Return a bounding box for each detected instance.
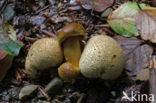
[35,34,43,39]
[102,28,114,35]
[51,25,58,35]
[41,30,57,38]
[42,14,55,24]
[59,9,68,13]
[95,24,110,28]
[25,37,37,42]
[35,5,49,14]
[137,1,143,11]
[38,86,51,101]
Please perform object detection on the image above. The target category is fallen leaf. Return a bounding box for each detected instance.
[77,0,114,12]
[108,1,155,37]
[1,40,23,56]
[114,35,153,76]
[0,21,22,81]
[0,48,13,81]
[0,21,23,56]
[136,9,156,43]
[149,56,156,102]
[114,35,142,55]
[126,44,152,76]
[136,68,149,81]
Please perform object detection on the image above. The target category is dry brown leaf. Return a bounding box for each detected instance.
[136,68,149,81]
[114,35,153,75]
[77,0,114,12]
[0,48,13,81]
[149,56,156,102]
[136,9,156,43]
[114,35,142,55]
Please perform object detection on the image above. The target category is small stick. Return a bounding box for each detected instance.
[36,5,49,14]
[42,14,55,24]
[38,86,51,101]
[102,28,114,35]
[59,9,68,13]
[137,2,143,11]
[35,34,43,39]
[41,30,57,38]
[51,25,58,35]
[95,24,110,28]
[25,37,36,42]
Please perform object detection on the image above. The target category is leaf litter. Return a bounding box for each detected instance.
[114,35,153,76]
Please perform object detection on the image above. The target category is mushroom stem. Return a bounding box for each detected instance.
[63,37,81,67]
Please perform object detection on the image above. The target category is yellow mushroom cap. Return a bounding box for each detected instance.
[58,23,87,44]
[25,38,63,78]
[79,35,125,80]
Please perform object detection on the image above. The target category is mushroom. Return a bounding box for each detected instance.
[79,35,125,80]
[25,38,63,79]
[58,23,87,81]
[58,23,87,66]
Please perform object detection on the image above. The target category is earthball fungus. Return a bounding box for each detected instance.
[25,38,63,79]
[79,35,125,80]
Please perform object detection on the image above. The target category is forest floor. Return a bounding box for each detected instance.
[0,0,155,103]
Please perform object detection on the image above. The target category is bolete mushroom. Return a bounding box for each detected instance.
[58,23,87,81]
[79,35,125,80]
[25,38,63,79]
[58,23,87,66]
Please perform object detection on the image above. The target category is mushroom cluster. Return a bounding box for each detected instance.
[25,23,125,81]
[25,23,87,80]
